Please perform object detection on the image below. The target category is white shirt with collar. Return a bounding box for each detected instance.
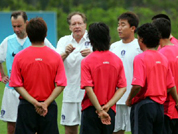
[56,30,92,102]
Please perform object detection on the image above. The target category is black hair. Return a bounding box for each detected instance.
[88,22,110,51]
[118,12,139,29]
[11,11,28,22]
[26,18,47,43]
[152,18,171,39]
[136,23,160,48]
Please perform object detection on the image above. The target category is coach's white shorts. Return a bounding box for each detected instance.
[0,87,20,122]
[60,102,81,126]
[113,105,131,132]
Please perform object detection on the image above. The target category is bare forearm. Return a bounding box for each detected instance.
[15,87,37,105]
[86,86,102,112]
[0,63,5,77]
[169,86,178,104]
[106,87,126,108]
[44,86,65,106]
[61,52,69,61]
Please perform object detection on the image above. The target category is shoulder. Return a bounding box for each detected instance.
[110,40,122,51]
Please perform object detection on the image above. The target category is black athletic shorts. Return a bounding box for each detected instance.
[15,99,59,134]
[131,98,164,134]
[80,106,115,134]
[163,115,178,134]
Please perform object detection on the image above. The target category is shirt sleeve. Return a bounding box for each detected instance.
[117,60,127,88]
[166,64,175,89]
[56,36,67,55]
[44,38,56,50]
[9,54,23,87]
[80,59,94,89]
[0,37,8,63]
[55,55,67,86]
[131,55,145,87]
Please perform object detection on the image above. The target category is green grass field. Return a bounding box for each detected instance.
[0,63,131,134]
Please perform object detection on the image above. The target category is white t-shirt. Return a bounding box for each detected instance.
[110,38,142,104]
[0,36,55,63]
[56,31,92,102]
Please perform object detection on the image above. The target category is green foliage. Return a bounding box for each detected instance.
[0,0,177,42]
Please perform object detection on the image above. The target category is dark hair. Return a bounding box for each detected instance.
[152,14,171,23]
[88,22,110,51]
[118,12,139,29]
[152,18,171,39]
[136,23,160,48]
[11,11,28,22]
[26,18,47,43]
[67,11,87,25]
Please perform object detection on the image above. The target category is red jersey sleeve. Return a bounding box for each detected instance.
[55,56,67,86]
[117,61,127,88]
[80,59,94,89]
[132,55,145,87]
[9,55,23,87]
[166,64,175,89]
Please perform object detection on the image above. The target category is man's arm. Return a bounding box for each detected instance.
[168,86,178,108]
[126,85,141,106]
[85,86,111,125]
[102,87,126,112]
[0,63,9,84]
[39,86,65,116]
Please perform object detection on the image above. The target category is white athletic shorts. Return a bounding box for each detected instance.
[113,105,131,132]
[60,102,81,126]
[0,87,20,122]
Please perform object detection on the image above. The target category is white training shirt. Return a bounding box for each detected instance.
[110,38,142,105]
[56,31,92,102]
[0,36,56,63]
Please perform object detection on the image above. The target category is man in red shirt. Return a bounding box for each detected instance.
[9,18,67,134]
[152,18,178,134]
[126,23,178,134]
[80,22,127,134]
[152,14,178,47]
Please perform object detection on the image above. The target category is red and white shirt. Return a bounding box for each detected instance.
[81,51,126,112]
[9,46,67,101]
[131,50,175,105]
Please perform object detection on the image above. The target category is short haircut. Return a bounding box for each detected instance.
[152,18,171,39]
[11,11,28,22]
[136,23,160,48]
[88,22,110,51]
[152,14,171,23]
[67,11,87,25]
[118,12,139,28]
[26,18,47,43]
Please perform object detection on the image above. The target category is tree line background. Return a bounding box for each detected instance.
[0,0,178,43]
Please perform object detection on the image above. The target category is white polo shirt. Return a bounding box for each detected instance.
[56,31,92,102]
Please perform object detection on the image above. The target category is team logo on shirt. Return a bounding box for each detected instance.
[1,110,5,118]
[62,114,65,121]
[12,52,16,57]
[85,41,90,48]
[121,50,126,56]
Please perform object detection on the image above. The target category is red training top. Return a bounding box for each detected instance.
[9,46,67,101]
[81,51,127,113]
[131,50,175,105]
[159,45,178,119]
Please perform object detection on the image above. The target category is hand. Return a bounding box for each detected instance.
[126,99,132,107]
[34,101,48,117]
[101,104,110,112]
[80,48,91,57]
[1,75,9,84]
[97,110,111,125]
[65,44,75,54]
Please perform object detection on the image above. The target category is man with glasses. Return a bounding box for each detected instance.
[56,12,92,134]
